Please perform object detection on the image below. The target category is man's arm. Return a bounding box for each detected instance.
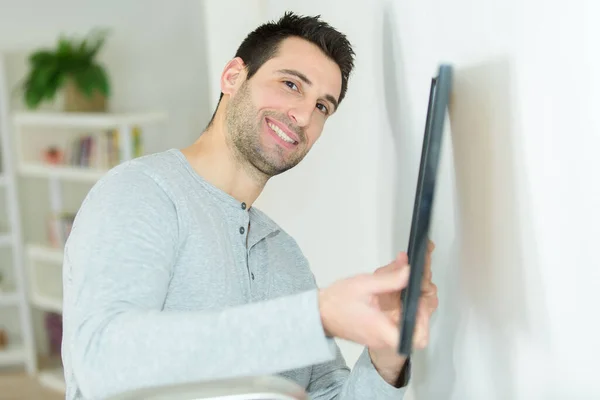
[62,166,337,399]
[306,344,409,399]
[302,274,410,399]
[368,348,410,386]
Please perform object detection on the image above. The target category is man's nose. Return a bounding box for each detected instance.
[288,100,313,127]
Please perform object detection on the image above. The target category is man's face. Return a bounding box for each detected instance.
[224,36,342,178]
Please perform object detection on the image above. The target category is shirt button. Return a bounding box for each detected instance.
[239,226,245,234]
[251,272,255,280]
[241,202,247,210]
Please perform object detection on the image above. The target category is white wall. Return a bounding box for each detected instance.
[202,0,268,110]
[205,0,600,399]
[389,1,599,399]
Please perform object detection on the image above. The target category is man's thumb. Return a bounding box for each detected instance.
[366,266,410,294]
[396,251,409,265]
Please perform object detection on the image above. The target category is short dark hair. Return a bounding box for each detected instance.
[208,11,355,125]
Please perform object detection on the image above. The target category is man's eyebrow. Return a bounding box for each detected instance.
[277,68,312,85]
[323,94,339,113]
[277,68,339,112]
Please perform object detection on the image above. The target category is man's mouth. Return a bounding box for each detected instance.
[266,119,298,145]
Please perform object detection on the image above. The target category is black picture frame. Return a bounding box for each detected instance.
[398,64,453,356]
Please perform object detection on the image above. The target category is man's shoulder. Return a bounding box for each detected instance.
[79,149,190,214]
[92,149,186,193]
[104,148,184,181]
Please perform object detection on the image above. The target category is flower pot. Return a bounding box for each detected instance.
[0,328,7,350]
[63,78,107,112]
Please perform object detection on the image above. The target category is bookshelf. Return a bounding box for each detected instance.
[17,163,107,182]
[11,110,167,393]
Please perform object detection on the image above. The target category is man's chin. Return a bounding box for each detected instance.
[244,142,304,177]
[252,158,298,178]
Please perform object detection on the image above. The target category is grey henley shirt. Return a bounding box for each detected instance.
[61,148,408,399]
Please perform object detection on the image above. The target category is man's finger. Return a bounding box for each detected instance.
[424,249,433,281]
[413,306,430,349]
[421,280,438,297]
[375,252,408,274]
[424,261,432,282]
[396,251,408,265]
[365,266,410,294]
[369,311,400,350]
[422,271,435,290]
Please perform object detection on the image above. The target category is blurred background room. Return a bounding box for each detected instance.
[0,0,598,399]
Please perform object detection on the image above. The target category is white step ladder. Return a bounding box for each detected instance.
[0,54,37,374]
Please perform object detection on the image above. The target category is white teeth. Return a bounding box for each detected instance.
[268,122,295,143]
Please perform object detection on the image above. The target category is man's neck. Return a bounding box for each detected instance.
[180,115,266,208]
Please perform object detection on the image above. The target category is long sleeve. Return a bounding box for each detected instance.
[298,270,409,399]
[307,344,408,399]
[61,165,337,400]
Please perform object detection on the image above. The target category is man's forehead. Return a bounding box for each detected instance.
[262,40,342,98]
[270,37,334,68]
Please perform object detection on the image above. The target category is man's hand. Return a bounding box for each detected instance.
[368,240,439,385]
[318,266,411,351]
[317,241,438,386]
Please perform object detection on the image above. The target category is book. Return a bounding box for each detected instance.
[47,212,76,248]
[43,126,143,170]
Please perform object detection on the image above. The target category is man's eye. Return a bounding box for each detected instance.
[316,103,329,114]
[284,81,298,91]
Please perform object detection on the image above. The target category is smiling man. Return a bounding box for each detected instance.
[61,11,438,400]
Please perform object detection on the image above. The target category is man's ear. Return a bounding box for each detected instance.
[221,57,247,96]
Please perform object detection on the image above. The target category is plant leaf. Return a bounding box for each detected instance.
[29,50,55,67]
[90,64,110,96]
[44,69,65,100]
[57,35,74,57]
[24,83,43,109]
[21,27,110,107]
[32,64,55,89]
[84,28,109,59]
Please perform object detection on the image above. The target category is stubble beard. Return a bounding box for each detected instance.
[224,82,308,181]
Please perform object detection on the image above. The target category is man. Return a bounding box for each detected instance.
[61,11,438,400]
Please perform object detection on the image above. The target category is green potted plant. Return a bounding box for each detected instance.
[21,28,111,112]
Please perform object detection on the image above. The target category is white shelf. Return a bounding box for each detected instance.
[27,244,64,264]
[26,245,63,313]
[0,291,19,306]
[0,342,26,366]
[19,162,108,182]
[13,110,168,129]
[38,367,66,393]
[31,292,62,314]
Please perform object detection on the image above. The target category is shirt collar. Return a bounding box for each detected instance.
[170,149,280,244]
[247,206,280,248]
